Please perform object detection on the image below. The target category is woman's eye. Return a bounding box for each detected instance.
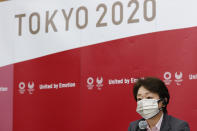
[137,98,142,101]
[147,97,153,99]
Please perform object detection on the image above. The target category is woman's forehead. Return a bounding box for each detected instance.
[137,86,158,97]
[137,86,150,94]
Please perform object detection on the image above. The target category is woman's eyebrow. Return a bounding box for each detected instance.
[137,94,142,96]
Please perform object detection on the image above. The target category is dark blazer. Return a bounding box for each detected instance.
[128,113,190,131]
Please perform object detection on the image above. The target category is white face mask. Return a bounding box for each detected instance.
[136,99,161,119]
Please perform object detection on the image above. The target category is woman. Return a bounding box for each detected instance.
[128,77,190,131]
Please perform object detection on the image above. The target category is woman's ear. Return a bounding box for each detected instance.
[158,99,164,108]
[162,98,168,107]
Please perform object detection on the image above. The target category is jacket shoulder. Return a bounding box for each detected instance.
[128,119,141,131]
[166,115,190,130]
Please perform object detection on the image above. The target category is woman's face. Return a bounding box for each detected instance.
[137,86,163,108]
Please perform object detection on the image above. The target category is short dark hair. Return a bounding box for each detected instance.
[133,77,170,113]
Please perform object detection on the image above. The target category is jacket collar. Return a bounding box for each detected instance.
[160,113,171,131]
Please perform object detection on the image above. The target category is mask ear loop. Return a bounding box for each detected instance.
[157,99,164,111]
